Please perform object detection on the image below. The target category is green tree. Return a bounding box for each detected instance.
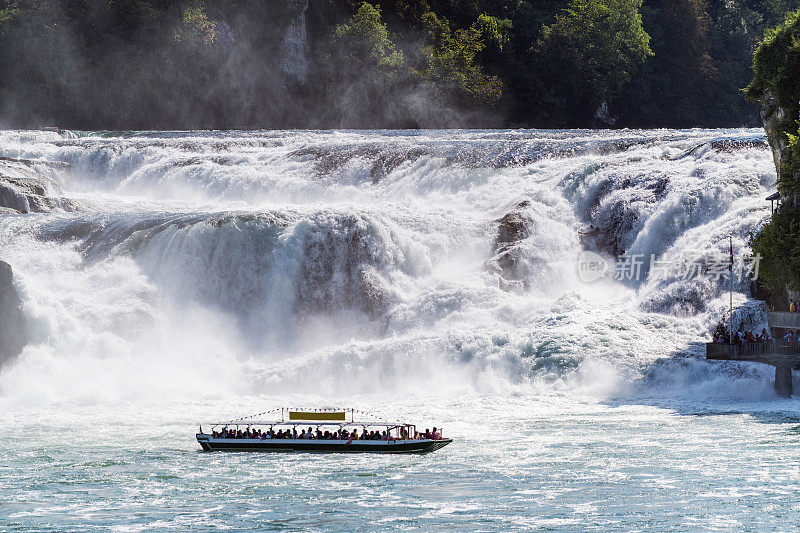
[614,0,714,127]
[319,2,409,126]
[0,1,17,35]
[420,11,505,105]
[533,0,652,125]
[331,2,404,71]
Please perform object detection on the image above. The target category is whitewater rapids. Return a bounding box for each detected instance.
[1,129,798,530]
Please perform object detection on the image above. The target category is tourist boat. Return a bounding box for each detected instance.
[196,408,452,454]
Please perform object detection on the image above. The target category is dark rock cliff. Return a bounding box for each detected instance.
[0,260,27,365]
[761,90,798,209]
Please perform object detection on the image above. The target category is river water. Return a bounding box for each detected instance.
[1,129,798,530]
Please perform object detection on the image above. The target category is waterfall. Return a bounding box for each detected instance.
[0,128,776,401]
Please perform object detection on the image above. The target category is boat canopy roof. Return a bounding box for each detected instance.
[208,408,423,428]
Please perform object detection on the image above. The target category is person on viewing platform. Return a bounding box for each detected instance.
[791,300,797,312]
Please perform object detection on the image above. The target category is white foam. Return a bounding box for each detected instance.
[0,128,779,404]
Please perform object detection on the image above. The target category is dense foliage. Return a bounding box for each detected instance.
[751,209,800,304]
[0,0,798,129]
[746,8,800,304]
[532,0,652,126]
[747,8,800,194]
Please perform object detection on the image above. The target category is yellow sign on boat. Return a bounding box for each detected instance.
[289,411,346,421]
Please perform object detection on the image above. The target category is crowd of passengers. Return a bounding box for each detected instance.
[211,426,442,440]
[712,323,800,345]
[712,324,772,344]
[711,302,800,344]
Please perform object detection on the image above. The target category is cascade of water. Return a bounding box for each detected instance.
[0,129,776,402]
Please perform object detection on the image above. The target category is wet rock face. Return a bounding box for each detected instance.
[487,201,534,290]
[579,175,669,257]
[496,208,532,249]
[0,161,81,213]
[0,261,27,365]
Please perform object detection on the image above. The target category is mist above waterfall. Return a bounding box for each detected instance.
[0,0,498,130]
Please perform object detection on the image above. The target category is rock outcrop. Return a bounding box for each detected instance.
[761,90,798,209]
[0,261,26,365]
[485,201,534,291]
[279,0,310,85]
[578,174,669,258]
[761,91,790,185]
[0,160,81,213]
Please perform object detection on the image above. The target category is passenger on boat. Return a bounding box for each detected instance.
[211,425,433,440]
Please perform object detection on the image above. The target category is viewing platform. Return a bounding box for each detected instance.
[765,312,800,330]
[706,342,800,365]
[706,313,800,397]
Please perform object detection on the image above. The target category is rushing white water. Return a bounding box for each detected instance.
[1,129,798,530]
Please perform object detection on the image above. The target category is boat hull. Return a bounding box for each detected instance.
[196,434,452,454]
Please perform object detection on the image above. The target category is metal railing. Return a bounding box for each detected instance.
[706,341,800,359]
[768,312,800,330]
